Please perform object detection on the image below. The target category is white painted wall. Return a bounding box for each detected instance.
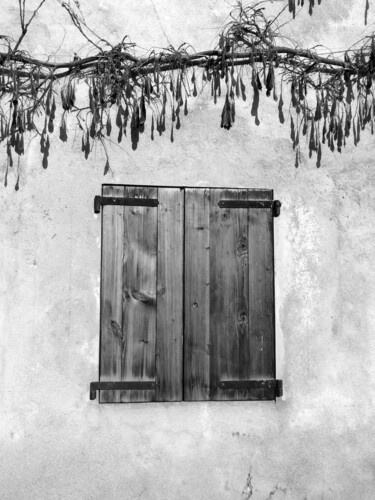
[1,1,375,498]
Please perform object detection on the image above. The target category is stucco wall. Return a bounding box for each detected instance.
[1,1,375,499]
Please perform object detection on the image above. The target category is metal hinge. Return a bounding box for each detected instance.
[218,199,281,217]
[218,379,283,397]
[90,381,157,400]
[94,196,159,214]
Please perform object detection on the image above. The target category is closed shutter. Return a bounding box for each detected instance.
[99,185,184,402]
[92,185,281,403]
[184,188,275,401]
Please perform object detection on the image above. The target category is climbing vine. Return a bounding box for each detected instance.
[0,0,374,187]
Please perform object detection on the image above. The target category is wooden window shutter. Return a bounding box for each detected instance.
[184,188,276,401]
[92,185,281,403]
[99,185,184,402]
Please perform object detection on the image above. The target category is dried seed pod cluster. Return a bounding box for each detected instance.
[1,0,375,187]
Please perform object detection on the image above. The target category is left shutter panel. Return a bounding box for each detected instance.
[99,185,184,402]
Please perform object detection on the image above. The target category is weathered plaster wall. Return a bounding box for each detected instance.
[1,1,375,499]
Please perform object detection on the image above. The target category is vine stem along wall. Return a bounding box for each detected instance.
[1,0,375,186]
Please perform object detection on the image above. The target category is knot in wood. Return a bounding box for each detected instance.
[236,237,248,256]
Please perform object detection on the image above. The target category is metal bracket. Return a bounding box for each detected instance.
[90,381,157,400]
[218,199,281,217]
[218,379,283,398]
[94,196,159,214]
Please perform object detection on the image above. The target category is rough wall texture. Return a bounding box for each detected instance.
[1,1,375,499]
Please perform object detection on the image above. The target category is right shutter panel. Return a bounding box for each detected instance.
[184,188,275,401]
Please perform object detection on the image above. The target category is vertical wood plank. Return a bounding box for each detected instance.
[209,189,249,401]
[156,188,184,401]
[184,189,211,401]
[121,186,158,402]
[99,185,125,403]
[248,190,275,400]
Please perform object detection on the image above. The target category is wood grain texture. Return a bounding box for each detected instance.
[122,186,158,402]
[99,185,125,403]
[208,189,250,400]
[184,188,275,401]
[248,190,275,400]
[99,185,275,402]
[184,189,211,401]
[156,188,184,401]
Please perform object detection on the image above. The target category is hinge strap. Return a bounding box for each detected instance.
[94,196,159,213]
[90,381,157,400]
[218,199,281,217]
[218,379,283,397]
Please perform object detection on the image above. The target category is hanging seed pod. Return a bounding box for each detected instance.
[42,137,49,169]
[176,105,181,130]
[345,107,351,137]
[116,105,123,129]
[236,76,240,99]
[40,133,45,153]
[330,134,335,152]
[311,123,318,151]
[322,120,327,143]
[330,97,336,118]
[90,117,96,139]
[123,104,129,136]
[104,158,110,176]
[126,82,133,99]
[309,0,315,16]
[295,148,299,168]
[50,97,56,121]
[357,115,361,142]
[290,0,296,18]
[193,80,197,97]
[337,118,343,152]
[345,76,353,105]
[221,95,230,130]
[85,130,90,159]
[144,78,152,101]
[156,115,162,136]
[184,99,188,116]
[291,77,298,108]
[266,66,274,97]
[46,84,52,116]
[117,125,123,143]
[278,91,285,124]
[131,108,140,150]
[316,142,322,168]
[314,95,322,121]
[140,94,146,125]
[323,95,329,119]
[106,114,112,136]
[290,116,296,144]
[251,70,260,124]
[302,119,308,136]
[170,124,174,143]
[298,78,304,102]
[353,119,357,146]
[240,77,246,101]
[59,116,68,142]
[151,115,155,141]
